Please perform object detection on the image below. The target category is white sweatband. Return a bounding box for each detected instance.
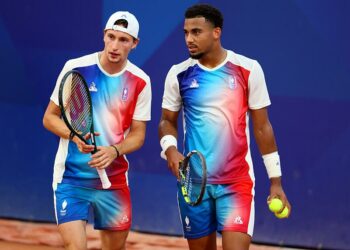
[160,135,177,160]
[262,151,282,178]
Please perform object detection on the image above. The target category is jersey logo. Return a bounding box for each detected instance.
[89,82,98,92]
[122,87,129,101]
[228,76,237,90]
[189,79,199,88]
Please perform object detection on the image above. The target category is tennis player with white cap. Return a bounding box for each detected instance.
[43,10,151,250]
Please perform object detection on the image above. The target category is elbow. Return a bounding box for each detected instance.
[42,115,49,130]
[137,137,145,149]
[42,114,53,131]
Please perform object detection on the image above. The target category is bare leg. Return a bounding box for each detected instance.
[58,220,87,250]
[100,229,129,250]
[222,231,251,250]
[187,231,217,250]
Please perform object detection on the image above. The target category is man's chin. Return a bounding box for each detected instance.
[189,52,204,60]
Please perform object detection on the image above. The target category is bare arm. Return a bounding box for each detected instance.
[42,100,94,153]
[251,107,291,217]
[43,101,71,139]
[116,119,147,155]
[89,119,147,169]
[158,108,184,178]
[158,108,179,140]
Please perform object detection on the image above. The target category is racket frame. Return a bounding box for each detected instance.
[179,150,207,206]
[58,70,97,152]
[58,69,111,189]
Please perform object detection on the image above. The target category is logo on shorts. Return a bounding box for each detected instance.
[234,216,243,225]
[120,215,129,224]
[185,216,191,231]
[122,87,129,101]
[60,200,68,216]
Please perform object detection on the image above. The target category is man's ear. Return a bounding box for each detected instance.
[132,38,140,49]
[213,27,221,40]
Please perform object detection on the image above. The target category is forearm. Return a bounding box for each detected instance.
[113,126,145,156]
[43,113,70,140]
[158,119,178,139]
[114,134,144,156]
[253,120,278,155]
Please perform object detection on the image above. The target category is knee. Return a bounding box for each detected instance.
[62,240,87,250]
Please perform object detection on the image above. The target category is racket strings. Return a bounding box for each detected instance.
[62,73,92,136]
[183,153,203,202]
[183,164,193,199]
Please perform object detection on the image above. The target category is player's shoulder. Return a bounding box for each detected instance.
[64,52,98,70]
[227,50,259,71]
[126,61,151,83]
[168,58,196,75]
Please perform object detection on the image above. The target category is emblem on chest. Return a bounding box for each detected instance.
[122,87,129,101]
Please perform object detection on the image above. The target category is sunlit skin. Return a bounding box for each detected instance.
[99,29,139,74]
[184,17,226,68]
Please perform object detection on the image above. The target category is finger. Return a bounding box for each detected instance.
[94,158,110,169]
[90,149,104,158]
[89,154,109,167]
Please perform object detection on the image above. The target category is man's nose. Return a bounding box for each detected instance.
[111,40,120,50]
[185,34,194,43]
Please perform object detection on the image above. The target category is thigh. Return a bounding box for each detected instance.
[100,230,129,250]
[216,180,254,236]
[222,231,251,250]
[187,231,217,250]
[58,220,87,250]
[54,183,90,225]
[92,186,132,231]
[177,183,217,239]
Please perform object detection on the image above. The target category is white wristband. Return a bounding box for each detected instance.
[262,151,282,178]
[160,135,177,160]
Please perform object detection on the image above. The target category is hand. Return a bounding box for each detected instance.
[88,145,118,169]
[165,146,185,179]
[268,177,292,218]
[71,134,95,153]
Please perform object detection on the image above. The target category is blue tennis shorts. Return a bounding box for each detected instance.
[54,183,131,230]
[177,179,254,239]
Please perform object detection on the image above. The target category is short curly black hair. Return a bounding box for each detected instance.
[185,4,223,29]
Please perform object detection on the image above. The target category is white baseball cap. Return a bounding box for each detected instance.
[105,11,139,39]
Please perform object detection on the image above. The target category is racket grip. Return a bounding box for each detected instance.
[97,169,111,189]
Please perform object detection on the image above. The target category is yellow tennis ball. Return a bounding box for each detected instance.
[268,198,283,213]
[275,206,289,219]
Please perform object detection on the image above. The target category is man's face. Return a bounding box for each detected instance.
[103,29,138,64]
[184,17,218,59]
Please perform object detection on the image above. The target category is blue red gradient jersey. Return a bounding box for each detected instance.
[162,50,270,184]
[50,53,151,189]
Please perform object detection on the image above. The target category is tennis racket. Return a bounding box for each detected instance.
[58,70,111,189]
[179,150,207,206]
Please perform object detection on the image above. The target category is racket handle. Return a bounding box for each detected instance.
[97,169,111,189]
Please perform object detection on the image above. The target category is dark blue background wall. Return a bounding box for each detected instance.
[1,1,349,249]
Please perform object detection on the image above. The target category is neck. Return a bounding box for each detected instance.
[99,52,127,74]
[198,47,227,69]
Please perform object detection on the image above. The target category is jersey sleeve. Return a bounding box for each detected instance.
[50,61,72,106]
[248,60,271,109]
[132,76,152,121]
[161,66,182,112]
